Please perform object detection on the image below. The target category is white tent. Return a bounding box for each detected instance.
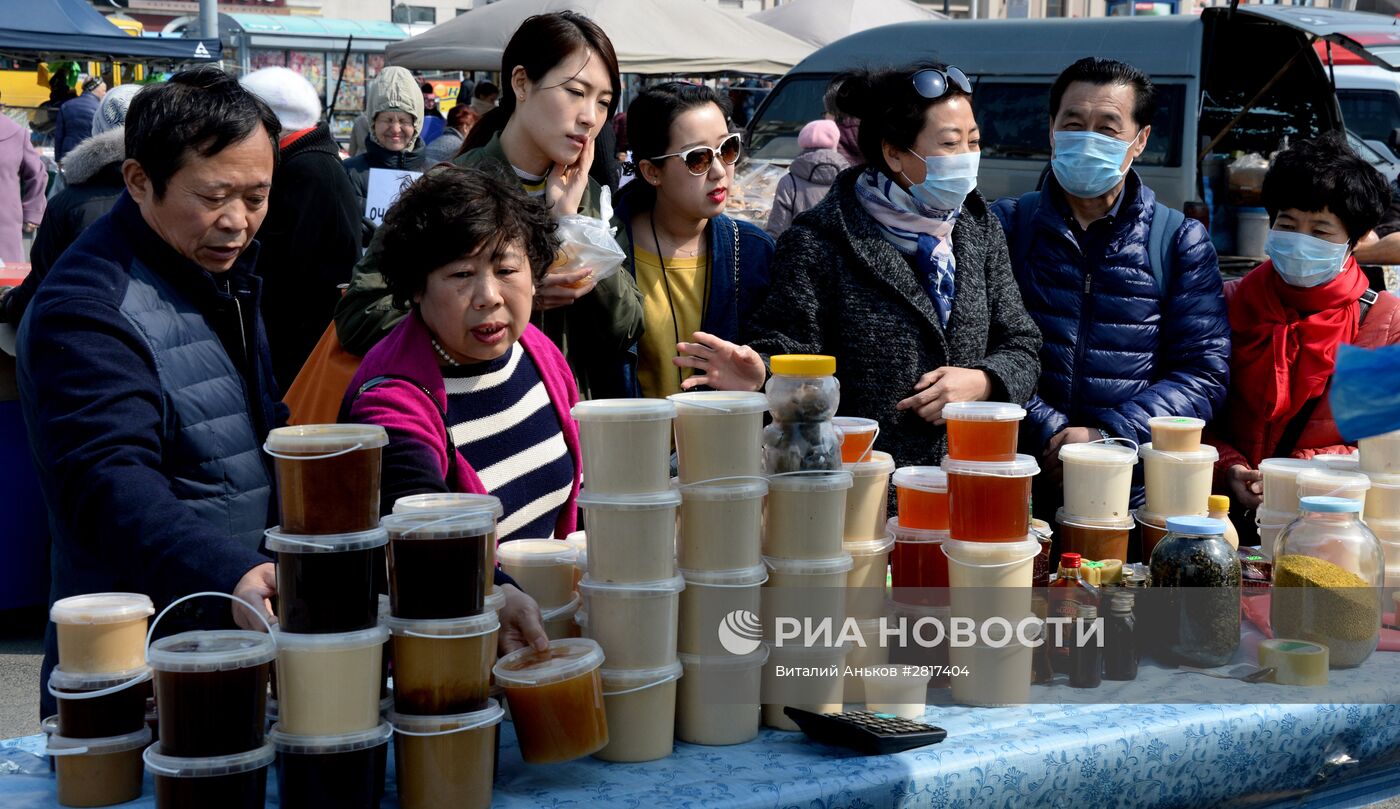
[750,0,946,48]
[385,0,815,75]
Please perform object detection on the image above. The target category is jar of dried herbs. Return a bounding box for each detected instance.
[1272,496,1383,668]
[1149,516,1240,667]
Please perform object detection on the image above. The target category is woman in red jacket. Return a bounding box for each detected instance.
[1212,133,1400,512]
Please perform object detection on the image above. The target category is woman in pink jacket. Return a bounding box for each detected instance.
[343,166,580,653]
[0,112,46,263]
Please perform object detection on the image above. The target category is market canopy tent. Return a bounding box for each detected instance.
[385,0,814,75]
[750,0,947,47]
[0,0,219,62]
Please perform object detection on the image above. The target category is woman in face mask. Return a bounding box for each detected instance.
[1210,132,1400,513]
[673,63,1042,472]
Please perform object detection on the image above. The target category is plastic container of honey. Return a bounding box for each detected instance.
[576,488,681,583]
[48,726,150,807]
[264,424,388,534]
[1055,510,1134,562]
[676,647,767,746]
[834,416,880,463]
[389,703,503,809]
[843,451,896,542]
[668,391,769,484]
[492,639,608,764]
[763,471,853,560]
[678,564,766,656]
[595,662,683,762]
[496,539,578,610]
[144,741,274,809]
[571,399,676,494]
[892,467,949,531]
[51,593,154,675]
[385,611,499,716]
[943,402,1026,462]
[942,455,1039,541]
[577,575,685,669]
[889,517,950,607]
[677,477,767,572]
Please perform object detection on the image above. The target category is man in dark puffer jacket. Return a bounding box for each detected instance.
[993,58,1229,516]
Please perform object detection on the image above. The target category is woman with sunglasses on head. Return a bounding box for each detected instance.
[679,63,1041,471]
[616,82,774,398]
[334,12,643,400]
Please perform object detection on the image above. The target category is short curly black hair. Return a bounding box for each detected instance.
[378,167,560,310]
[1262,131,1392,245]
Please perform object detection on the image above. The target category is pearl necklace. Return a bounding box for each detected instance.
[430,336,461,367]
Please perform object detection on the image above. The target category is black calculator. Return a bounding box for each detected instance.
[782,708,948,755]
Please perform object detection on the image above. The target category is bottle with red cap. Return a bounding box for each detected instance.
[1048,552,1099,675]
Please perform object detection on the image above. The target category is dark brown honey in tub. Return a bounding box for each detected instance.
[148,629,275,757]
[144,740,274,809]
[270,722,392,809]
[265,425,388,534]
[382,511,496,619]
[392,493,505,597]
[47,726,150,807]
[49,665,152,739]
[267,526,389,633]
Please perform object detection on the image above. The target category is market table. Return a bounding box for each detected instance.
[4,629,1399,809]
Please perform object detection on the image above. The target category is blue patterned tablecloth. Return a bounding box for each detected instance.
[5,642,1400,809]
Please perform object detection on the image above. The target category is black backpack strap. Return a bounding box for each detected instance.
[1360,288,1379,325]
[347,374,459,485]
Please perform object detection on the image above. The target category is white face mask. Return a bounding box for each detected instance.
[1265,229,1350,288]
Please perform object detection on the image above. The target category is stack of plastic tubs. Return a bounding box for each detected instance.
[45,593,156,808]
[572,398,684,762]
[261,424,395,809]
[938,402,1041,707]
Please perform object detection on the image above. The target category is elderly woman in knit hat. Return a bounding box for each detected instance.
[342,65,427,237]
[2,83,146,328]
[764,118,849,237]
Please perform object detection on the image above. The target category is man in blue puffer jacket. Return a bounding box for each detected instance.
[992,58,1229,517]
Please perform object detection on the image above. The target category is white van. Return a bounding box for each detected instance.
[745,5,1400,217]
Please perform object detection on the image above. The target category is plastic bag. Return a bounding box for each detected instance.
[1330,343,1400,441]
[550,213,626,284]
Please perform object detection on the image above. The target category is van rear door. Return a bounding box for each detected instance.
[1236,5,1400,70]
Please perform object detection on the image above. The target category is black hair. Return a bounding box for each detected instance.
[420,82,434,94]
[378,167,561,309]
[125,66,280,199]
[1049,57,1156,130]
[616,82,731,211]
[463,12,619,152]
[1262,131,1391,245]
[474,80,499,100]
[830,62,970,179]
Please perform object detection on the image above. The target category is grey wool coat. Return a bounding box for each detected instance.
[745,168,1043,469]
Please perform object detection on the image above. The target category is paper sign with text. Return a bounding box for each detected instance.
[365,168,423,226]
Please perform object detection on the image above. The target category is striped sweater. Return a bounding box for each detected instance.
[346,312,582,540]
[442,343,574,540]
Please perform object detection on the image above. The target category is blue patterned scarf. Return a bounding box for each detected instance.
[854,169,958,327]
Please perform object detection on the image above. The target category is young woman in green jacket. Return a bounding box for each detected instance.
[333,11,643,400]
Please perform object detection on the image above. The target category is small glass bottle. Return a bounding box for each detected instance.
[1069,603,1102,689]
[1102,592,1138,681]
[1049,552,1099,674]
[1031,594,1054,684]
